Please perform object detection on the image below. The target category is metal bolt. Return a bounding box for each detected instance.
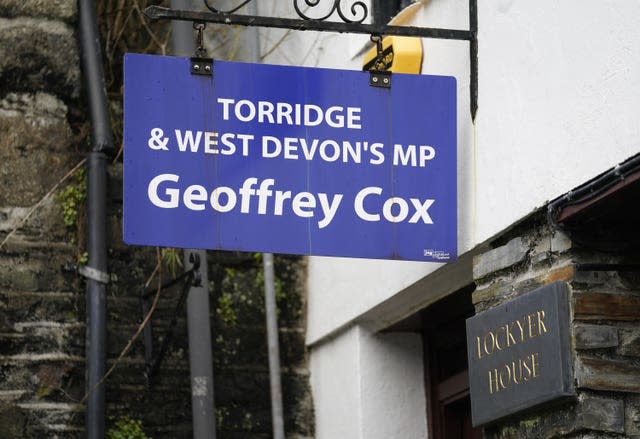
[205,65,211,72]
[194,64,200,71]
[372,76,379,83]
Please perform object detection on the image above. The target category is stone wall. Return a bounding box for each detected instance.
[472,212,640,438]
[0,1,314,438]
[0,1,84,437]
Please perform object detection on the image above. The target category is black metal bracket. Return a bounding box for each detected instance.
[366,34,391,88]
[191,57,213,76]
[144,3,472,39]
[369,70,391,88]
[140,253,202,385]
[363,44,394,72]
[144,0,478,119]
[190,22,213,75]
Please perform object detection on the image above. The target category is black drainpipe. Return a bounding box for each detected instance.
[79,0,113,437]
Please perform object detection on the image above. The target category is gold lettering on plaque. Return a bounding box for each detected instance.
[487,352,541,394]
[474,307,550,394]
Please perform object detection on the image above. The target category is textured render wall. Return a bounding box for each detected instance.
[310,327,362,439]
[359,331,428,439]
[0,2,314,437]
[475,0,640,244]
[310,326,428,439]
[472,214,640,438]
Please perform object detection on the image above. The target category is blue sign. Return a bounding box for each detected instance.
[124,53,456,262]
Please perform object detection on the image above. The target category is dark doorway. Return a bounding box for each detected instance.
[422,286,481,439]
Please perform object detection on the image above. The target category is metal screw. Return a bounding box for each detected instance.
[383,77,389,84]
[194,64,200,71]
[205,65,211,72]
[372,76,378,83]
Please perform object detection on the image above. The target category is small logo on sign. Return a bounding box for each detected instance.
[423,249,451,260]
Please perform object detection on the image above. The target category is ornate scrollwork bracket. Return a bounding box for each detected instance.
[200,0,369,23]
[144,1,471,40]
[143,0,478,119]
[292,0,368,23]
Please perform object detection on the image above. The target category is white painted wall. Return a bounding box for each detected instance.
[310,326,427,439]
[475,0,640,243]
[359,330,428,439]
[310,327,362,439]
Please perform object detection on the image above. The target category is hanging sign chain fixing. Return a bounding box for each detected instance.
[190,22,213,76]
[371,34,385,70]
[194,22,206,57]
[368,34,391,89]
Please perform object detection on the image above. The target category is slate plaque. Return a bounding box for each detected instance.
[466,282,574,426]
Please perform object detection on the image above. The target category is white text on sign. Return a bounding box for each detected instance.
[147,174,435,229]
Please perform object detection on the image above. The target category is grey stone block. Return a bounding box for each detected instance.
[551,230,572,253]
[575,393,624,434]
[0,0,76,22]
[483,393,625,438]
[0,18,80,98]
[627,395,640,436]
[574,323,619,350]
[576,355,640,393]
[619,328,640,357]
[0,93,75,207]
[0,405,26,438]
[473,237,528,280]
